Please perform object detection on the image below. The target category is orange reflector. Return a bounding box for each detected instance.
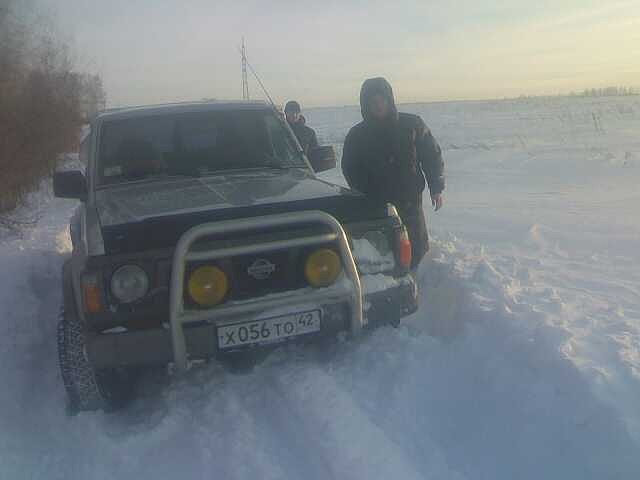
[397,228,412,270]
[82,276,103,314]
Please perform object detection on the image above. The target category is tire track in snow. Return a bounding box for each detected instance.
[261,361,427,480]
[233,370,336,480]
[326,328,467,480]
[147,367,292,480]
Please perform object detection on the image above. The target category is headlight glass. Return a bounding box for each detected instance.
[305,248,342,287]
[110,264,149,303]
[188,265,229,306]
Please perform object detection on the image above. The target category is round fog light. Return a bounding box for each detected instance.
[188,265,229,306]
[305,248,342,287]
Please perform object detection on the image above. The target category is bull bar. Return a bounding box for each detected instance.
[169,210,363,372]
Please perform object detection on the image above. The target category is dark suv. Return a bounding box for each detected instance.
[54,101,418,411]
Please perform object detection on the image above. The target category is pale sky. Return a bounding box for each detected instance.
[38,0,640,108]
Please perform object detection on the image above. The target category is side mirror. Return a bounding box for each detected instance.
[307,146,337,173]
[53,170,87,201]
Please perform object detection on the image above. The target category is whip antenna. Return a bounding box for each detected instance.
[238,39,276,108]
[246,58,276,107]
[241,37,250,100]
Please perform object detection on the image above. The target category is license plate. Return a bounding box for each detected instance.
[217,310,321,349]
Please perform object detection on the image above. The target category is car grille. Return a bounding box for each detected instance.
[156,223,340,307]
[230,249,305,300]
[157,247,309,305]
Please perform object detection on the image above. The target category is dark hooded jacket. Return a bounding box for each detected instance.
[341,77,445,265]
[288,115,319,154]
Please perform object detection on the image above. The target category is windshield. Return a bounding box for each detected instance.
[97,110,304,185]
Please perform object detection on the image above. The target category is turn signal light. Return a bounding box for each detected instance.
[82,274,103,314]
[188,265,229,306]
[396,227,412,270]
[305,248,342,287]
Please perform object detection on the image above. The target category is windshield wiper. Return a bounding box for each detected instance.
[195,163,301,176]
[115,172,200,185]
[261,153,303,170]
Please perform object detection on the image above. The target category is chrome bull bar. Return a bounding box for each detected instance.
[169,210,363,372]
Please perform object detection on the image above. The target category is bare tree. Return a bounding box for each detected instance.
[0,0,105,213]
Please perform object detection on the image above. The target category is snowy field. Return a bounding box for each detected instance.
[1,96,639,479]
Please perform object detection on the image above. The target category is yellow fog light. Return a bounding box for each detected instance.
[305,249,342,287]
[188,266,229,306]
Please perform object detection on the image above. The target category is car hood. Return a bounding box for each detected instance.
[94,169,385,254]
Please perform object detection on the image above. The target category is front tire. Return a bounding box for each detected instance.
[57,308,135,413]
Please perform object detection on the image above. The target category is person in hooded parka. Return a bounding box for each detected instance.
[341,77,445,269]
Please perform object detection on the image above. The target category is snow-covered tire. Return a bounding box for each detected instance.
[57,308,134,413]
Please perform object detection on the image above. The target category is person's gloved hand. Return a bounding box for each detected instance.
[431,193,443,211]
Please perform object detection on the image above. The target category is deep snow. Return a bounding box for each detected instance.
[1,96,639,479]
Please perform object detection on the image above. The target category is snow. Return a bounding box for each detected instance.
[1,96,640,479]
[351,237,395,274]
[360,273,402,295]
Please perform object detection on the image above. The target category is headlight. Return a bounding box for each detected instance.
[110,264,149,303]
[305,248,342,287]
[188,265,229,306]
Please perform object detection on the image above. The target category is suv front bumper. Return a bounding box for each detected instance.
[86,275,417,369]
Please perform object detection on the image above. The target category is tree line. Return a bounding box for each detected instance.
[0,1,105,213]
[571,86,638,97]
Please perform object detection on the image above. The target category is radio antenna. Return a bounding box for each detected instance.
[238,39,276,108]
[241,37,250,100]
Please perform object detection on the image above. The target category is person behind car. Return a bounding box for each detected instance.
[284,100,319,154]
[341,77,445,269]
